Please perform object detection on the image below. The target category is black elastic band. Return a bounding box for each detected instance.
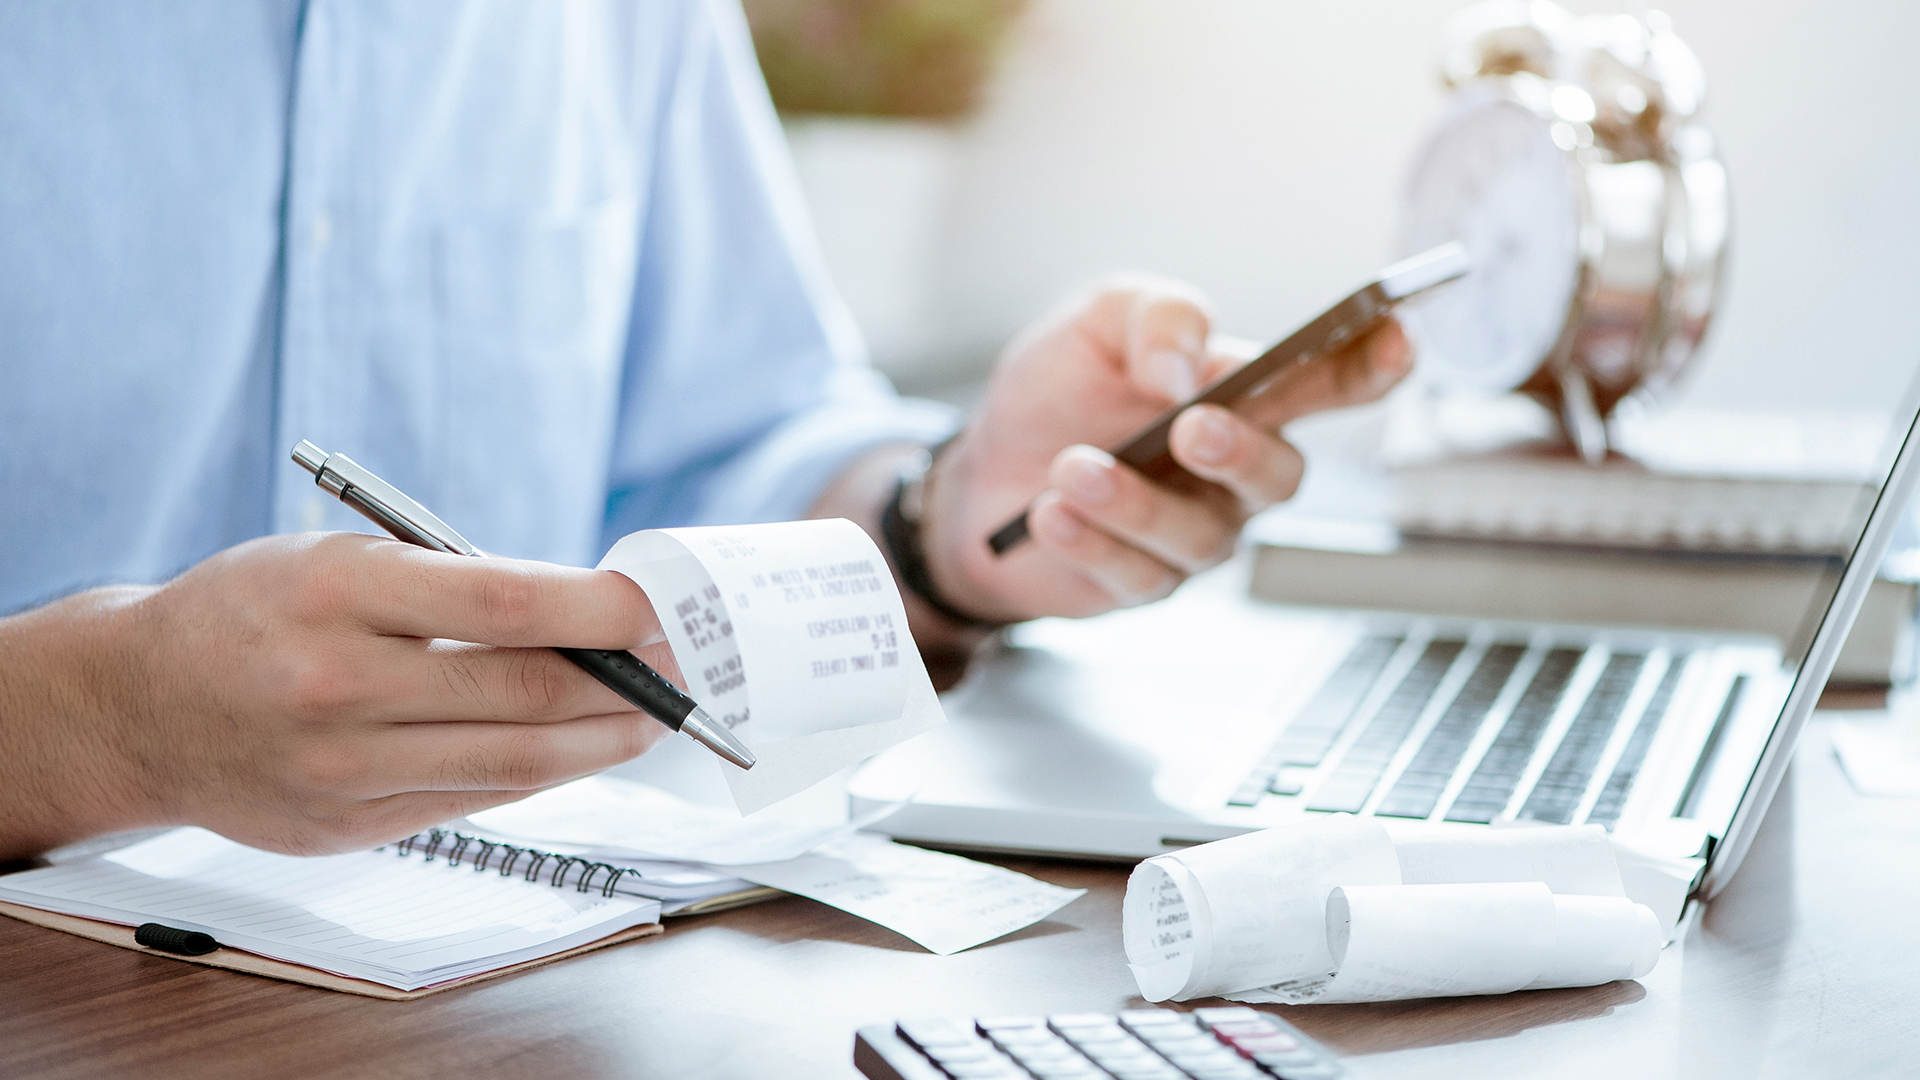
[136,923,219,956]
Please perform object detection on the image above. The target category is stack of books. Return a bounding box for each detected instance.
[1250,404,1916,688]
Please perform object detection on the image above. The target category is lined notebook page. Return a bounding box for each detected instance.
[0,828,661,990]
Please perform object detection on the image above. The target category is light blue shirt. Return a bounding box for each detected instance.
[0,0,953,615]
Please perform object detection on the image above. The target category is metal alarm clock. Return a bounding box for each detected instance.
[1397,1,1729,461]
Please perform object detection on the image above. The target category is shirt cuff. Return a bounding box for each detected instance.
[687,369,961,526]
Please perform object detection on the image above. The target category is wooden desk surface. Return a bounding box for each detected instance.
[3,717,1916,1080]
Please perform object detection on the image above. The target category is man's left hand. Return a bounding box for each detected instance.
[918,276,1412,625]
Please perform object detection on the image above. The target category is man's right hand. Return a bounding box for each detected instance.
[0,532,676,861]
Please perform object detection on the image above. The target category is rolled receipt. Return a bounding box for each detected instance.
[1123,818,1662,1004]
[600,519,943,814]
[1122,817,1400,1002]
[1298,883,1659,1003]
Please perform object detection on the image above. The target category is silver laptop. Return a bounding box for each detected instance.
[849,389,1920,908]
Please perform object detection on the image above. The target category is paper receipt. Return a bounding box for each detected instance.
[722,833,1086,955]
[1122,819,1662,1005]
[600,519,943,813]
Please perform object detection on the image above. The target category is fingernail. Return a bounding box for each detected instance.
[1033,496,1083,544]
[1146,349,1198,401]
[1062,447,1116,505]
[1186,409,1234,465]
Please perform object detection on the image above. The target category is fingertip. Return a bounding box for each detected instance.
[1123,288,1213,398]
[1144,349,1199,401]
[1371,319,1415,378]
[1169,404,1238,470]
[1029,491,1086,547]
[1051,445,1118,507]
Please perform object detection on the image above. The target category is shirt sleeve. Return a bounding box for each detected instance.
[599,0,957,548]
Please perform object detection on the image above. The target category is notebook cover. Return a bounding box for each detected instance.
[0,899,662,1001]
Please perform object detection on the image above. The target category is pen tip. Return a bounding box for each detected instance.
[681,708,756,770]
[291,440,328,476]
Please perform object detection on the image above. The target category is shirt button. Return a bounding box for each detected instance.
[312,214,334,252]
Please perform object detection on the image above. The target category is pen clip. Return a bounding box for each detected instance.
[291,440,481,557]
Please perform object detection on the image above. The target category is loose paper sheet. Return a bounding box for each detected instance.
[1121,819,1662,1005]
[599,519,943,813]
[464,774,894,866]
[721,833,1086,955]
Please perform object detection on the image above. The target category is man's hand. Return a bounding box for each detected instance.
[921,277,1411,624]
[0,533,674,861]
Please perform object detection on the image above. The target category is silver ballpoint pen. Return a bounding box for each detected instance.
[291,440,756,770]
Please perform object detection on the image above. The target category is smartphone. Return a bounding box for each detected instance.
[987,242,1470,556]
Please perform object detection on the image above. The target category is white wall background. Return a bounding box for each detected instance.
[796,0,1920,413]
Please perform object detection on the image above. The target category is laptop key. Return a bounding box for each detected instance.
[1266,771,1307,797]
[1228,636,1403,805]
[1375,644,1526,819]
[1517,653,1646,825]
[1442,648,1583,824]
[1307,640,1465,814]
[1586,654,1688,829]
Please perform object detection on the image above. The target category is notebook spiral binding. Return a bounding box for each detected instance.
[385,828,638,899]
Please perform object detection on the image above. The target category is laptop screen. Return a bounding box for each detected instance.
[1702,379,1920,893]
[1782,385,1920,667]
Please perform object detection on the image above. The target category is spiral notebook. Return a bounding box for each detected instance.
[0,827,672,999]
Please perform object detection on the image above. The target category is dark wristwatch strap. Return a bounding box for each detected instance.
[880,448,1006,632]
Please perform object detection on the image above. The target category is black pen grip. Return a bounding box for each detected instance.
[554,647,695,730]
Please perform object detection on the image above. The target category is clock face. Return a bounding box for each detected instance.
[1399,87,1583,392]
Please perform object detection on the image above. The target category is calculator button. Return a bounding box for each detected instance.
[1067,1029,1132,1044]
[1260,1064,1341,1080]
[1048,1013,1114,1029]
[1192,1007,1264,1027]
[1121,1006,1190,1037]
[940,1061,1024,1080]
[1108,1067,1184,1080]
[898,1019,978,1050]
[1076,1037,1148,1057]
[1139,1034,1217,1055]
[926,1042,995,1065]
[1029,1053,1105,1068]
[1120,1009,1193,1027]
[1121,1006,1190,1022]
[1005,1042,1083,1066]
[1082,1045,1156,1066]
[977,1016,1047,1032]
[1210,1020,1284,1040]
[989,1027,1062,1048]
[1169,1044,1245,1060]
[1230,1035,1303,1056]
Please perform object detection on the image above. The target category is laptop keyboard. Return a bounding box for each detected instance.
[1304,640,1464,814]
[1585,656,1688,829]
[1233,635,1684,831]
[1442,648,1583,824]
[1374,644,1526,820]
[1516,652,1646,824]
[1225,636,1400,807]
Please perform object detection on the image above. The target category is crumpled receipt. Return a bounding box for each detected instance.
[721,833,1086,955]
[600,519,943,814]
[1121,818,1661,1004]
